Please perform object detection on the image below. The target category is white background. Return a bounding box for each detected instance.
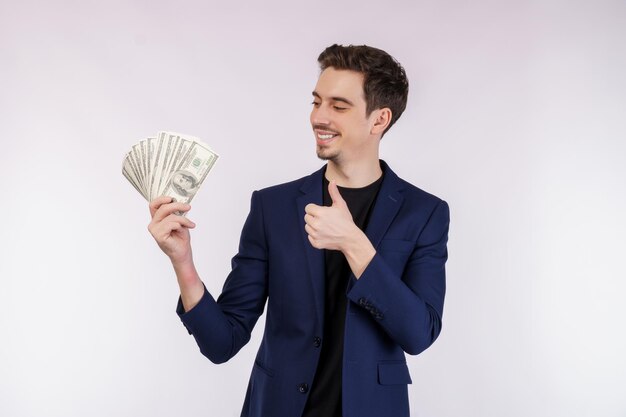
[1,1,625,416]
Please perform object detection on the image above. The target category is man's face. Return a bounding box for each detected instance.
[310,67,378,163]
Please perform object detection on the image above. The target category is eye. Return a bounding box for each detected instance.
[333,106,347,111]
[311,101,321,107]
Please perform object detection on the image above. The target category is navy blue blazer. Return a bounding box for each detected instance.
[176,161,449,417]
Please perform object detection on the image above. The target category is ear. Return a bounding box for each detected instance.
[370,108,392,136]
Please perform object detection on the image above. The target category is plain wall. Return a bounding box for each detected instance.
[1,0,625,416]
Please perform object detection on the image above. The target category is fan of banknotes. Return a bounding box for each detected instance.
[122,131,218,204]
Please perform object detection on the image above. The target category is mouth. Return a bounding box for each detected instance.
[315,129,340,144]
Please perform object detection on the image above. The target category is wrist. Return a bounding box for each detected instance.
[343,228,376,279]
[172,258,200,287]
[341,224,364,253]
[172,259,205,312]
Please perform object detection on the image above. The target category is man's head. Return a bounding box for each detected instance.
[311,44,409,163]
[318,44,408,136]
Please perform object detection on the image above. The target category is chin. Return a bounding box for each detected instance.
[316,146,339,162]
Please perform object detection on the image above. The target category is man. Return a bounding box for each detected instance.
[148,44,449,417]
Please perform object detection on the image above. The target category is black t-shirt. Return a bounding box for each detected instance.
[301,170,384,417]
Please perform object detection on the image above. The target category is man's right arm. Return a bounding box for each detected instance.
[147,193,269,364]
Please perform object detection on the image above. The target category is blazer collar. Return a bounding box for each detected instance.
[362,160,405,249]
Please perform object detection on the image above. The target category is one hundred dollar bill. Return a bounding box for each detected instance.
[122,131,218,205]
[161,139,218,204]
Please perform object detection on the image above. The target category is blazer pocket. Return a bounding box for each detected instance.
[254,359,275,377]
[377,240,414,275]
[378,361,412,385]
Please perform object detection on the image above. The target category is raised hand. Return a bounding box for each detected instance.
[304,180,358,251]
[304,181,376,278]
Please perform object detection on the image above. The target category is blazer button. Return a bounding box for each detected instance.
[298,383,309,394]
[314,337,321,348]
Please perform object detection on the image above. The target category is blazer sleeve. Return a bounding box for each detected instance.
[175,191,269,364]
[346,199,450,355]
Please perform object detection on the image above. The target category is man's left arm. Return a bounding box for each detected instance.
[346,199,449,355]
[305,186,449,356]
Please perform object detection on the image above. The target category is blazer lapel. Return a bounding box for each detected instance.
[364,160,405,249]
[296,166,326,327]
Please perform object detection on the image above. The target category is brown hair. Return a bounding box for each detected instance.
[317,44,409,136]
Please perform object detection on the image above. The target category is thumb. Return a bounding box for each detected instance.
[328,181,346,207]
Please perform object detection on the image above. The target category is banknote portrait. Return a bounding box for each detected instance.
[170,170,198,197]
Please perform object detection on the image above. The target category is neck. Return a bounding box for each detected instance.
[325,156,382,188]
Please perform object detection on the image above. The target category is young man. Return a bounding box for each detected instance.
[148,44,450,417]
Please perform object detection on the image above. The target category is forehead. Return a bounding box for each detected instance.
[314,67,365,103]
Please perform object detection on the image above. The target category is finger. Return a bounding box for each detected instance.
[162,212,196,228]
[149,210,194,236]
[149,221,180,242]
[153,202,192,222]
[304,223,316,237]
[328,181,345,207]
[151,217,195,241]
[149,196,174,217]
[308,234,322,249]
[304,213,316,226]
[305,203,322,216]
[154,203,190,223]
[165,219,195,233]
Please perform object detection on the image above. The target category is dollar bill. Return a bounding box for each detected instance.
[122,131,218,205]
[161,139,218,204]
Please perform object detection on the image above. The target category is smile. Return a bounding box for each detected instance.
[315,129,339,142]
[318,133,336,139]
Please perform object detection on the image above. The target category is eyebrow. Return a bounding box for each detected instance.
[312,91,354,106]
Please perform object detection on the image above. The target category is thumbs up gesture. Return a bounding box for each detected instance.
[304,181,376,279]
[304,181,359,252]
[304,180,377,278]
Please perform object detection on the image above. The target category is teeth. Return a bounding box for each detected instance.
[318,134,335,139]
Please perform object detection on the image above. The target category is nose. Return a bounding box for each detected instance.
[310,104,331,126]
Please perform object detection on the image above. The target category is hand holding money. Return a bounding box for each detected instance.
[121,131,218,261]
[148,197,195,264]
[122,131,218,262]
[123,131,213,310]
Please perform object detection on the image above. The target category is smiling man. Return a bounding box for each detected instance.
[148,44,450,417]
